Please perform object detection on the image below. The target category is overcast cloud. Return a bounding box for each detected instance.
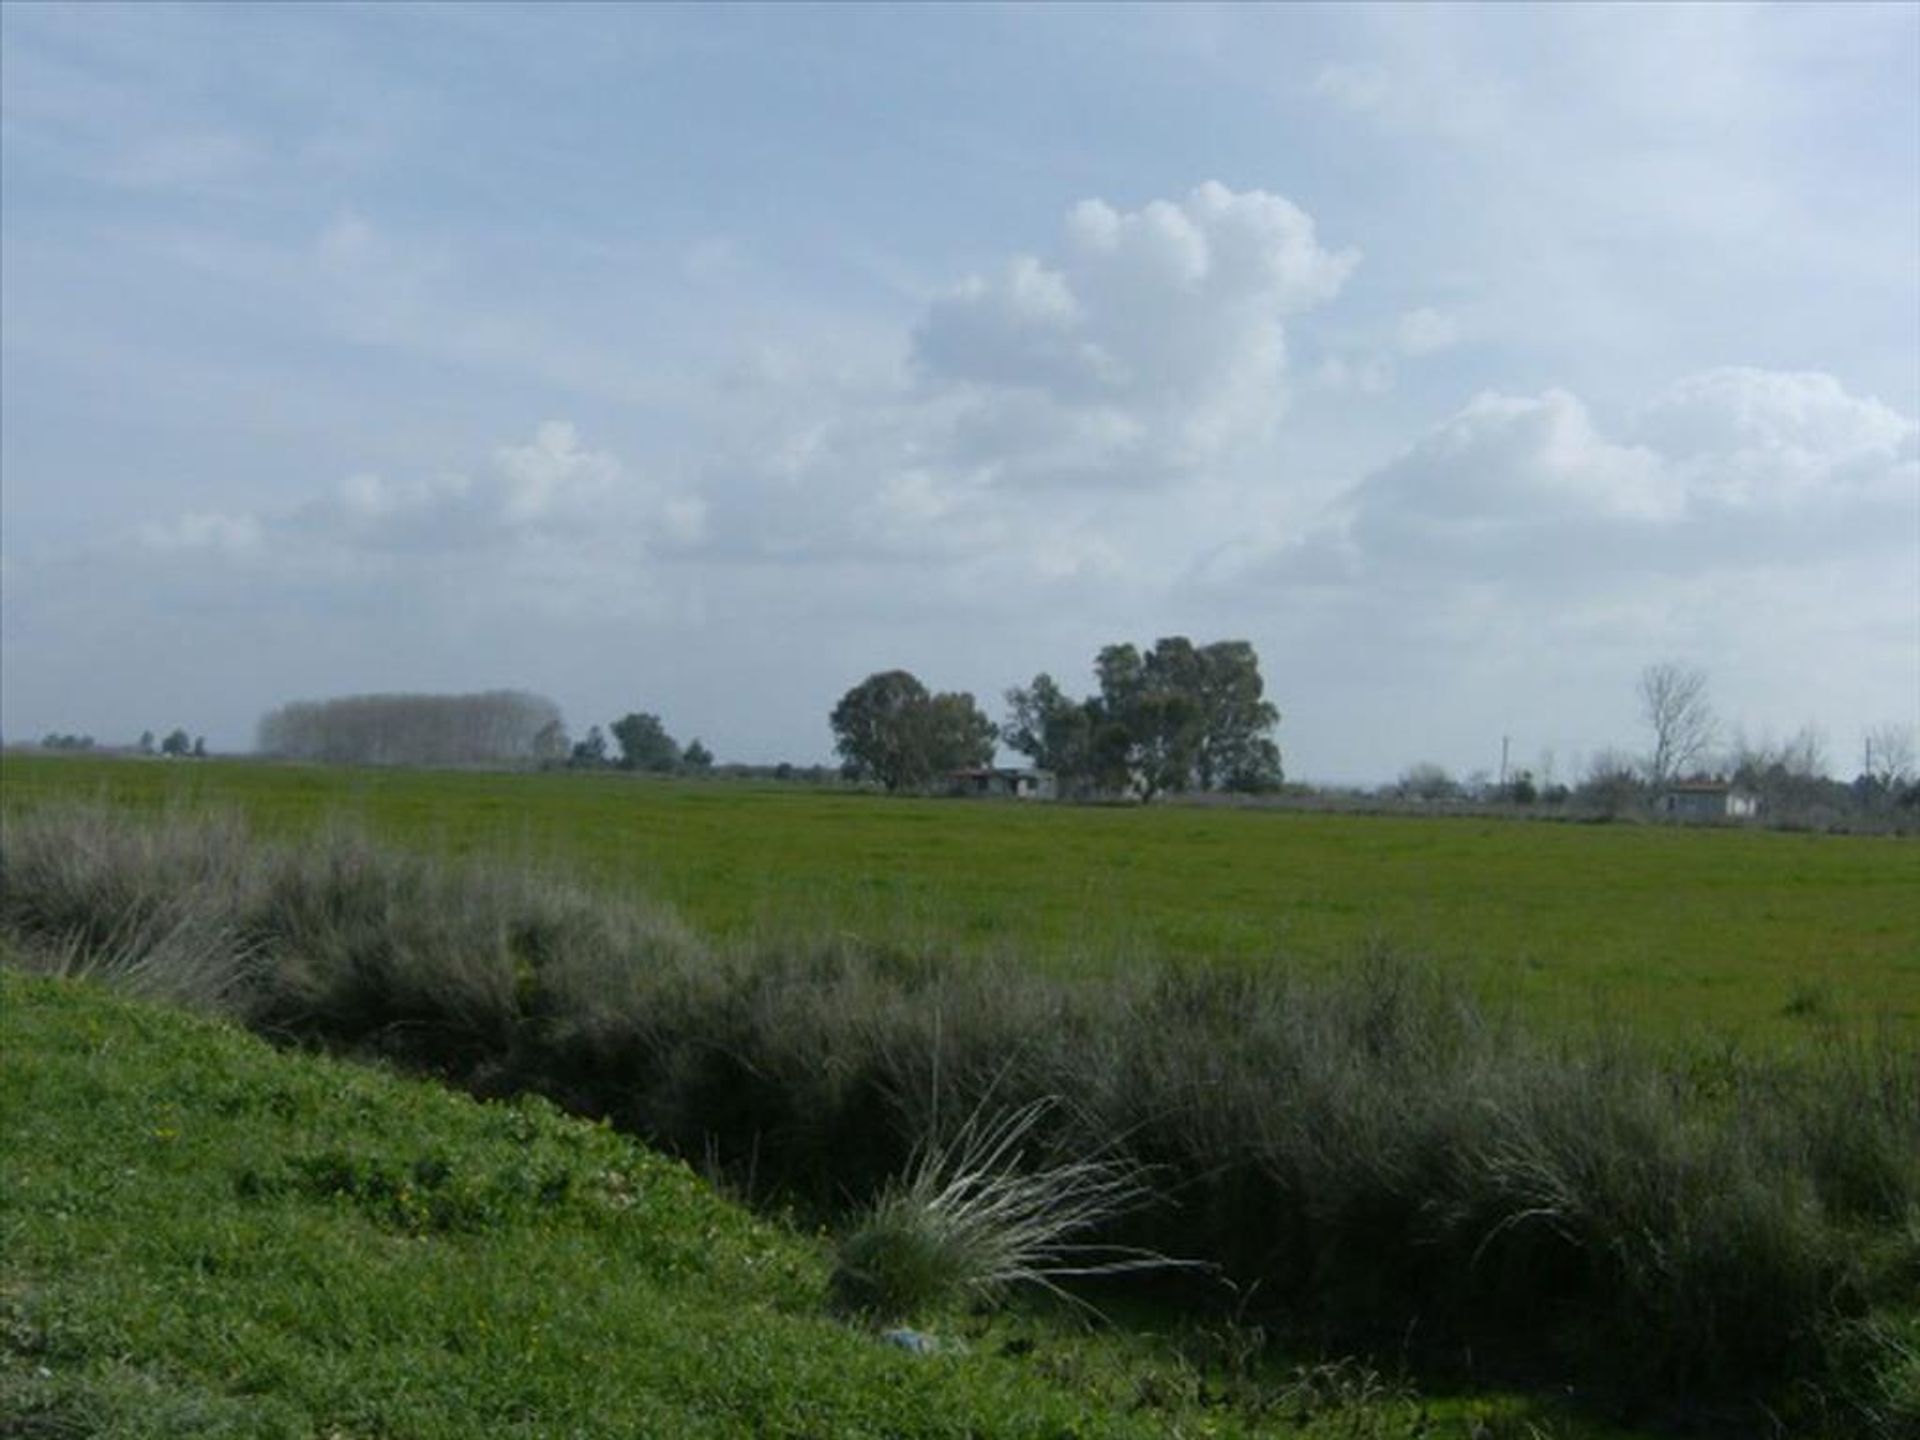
[3,3,1915,781]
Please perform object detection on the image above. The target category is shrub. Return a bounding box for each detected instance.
[830,1096,1171,1321]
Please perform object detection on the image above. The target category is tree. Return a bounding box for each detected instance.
[832,671,931,791]
[1862,724,1916,792]
[570,725,609,768]
[1006,638,1282,800]
[1638,662,1715,785]
[1095,637,1281,800]
[1187,640,1282,792]
[610,712,681,773]
[1002,673,1094,781]
[160,728,192,757]
[922,691,998,776]
[1397,762,1458,802]
[1576,748,1645,818]
[682,739,715,772]
[138,730,155,756]
[830,671,996,792]
[1098,641,1200,801]
[191,736,207,759]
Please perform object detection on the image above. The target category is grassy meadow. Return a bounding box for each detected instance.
[4,751,1916,1041]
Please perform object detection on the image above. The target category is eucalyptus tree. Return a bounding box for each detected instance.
[830,670,996,792]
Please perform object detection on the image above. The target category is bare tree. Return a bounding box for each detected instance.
[1639,662,1715,784]
[1863,723,1916,790]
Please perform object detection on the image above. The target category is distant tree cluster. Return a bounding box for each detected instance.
[1005,638,1282,800]
[156,728,207,758]
[566,713,716,775]
[39,730,206,757]
[827,637,1283,800]
[258,691,565,767]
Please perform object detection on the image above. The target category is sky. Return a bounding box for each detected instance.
[3,2,1916,784]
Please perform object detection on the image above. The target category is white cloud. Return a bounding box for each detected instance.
[127,423,701,606]
[911,182,1359,487]
[1240,368,1917,593]
[675,183,1360,585]
[1629,367,1916,475]
[493,421,623,526]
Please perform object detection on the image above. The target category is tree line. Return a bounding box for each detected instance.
[258,691,567,767]
[831,636,1283,799]
[209,653,1917,824]
[35,729,205,757]
[255,690,718,775]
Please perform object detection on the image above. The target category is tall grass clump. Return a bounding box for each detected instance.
[2,801,1914,1432]
[830,1095,1175,1321]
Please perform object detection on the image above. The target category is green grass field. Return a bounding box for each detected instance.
[5,753,1915,1040]
[1,970,1611,1439]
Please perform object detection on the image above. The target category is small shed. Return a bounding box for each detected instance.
[1658,780,1759,821]
[948,767,1055,800]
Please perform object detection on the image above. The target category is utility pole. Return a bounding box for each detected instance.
[1499,735,1510,789]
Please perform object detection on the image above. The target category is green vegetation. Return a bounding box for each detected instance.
[4,752,1915,1040]
[4,970,1622,1438]
[830,1098,1167,1321]
[3,798,1913,1434]
[3,971,1651,1440]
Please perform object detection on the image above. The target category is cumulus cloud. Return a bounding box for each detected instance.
[676,183,1360,585]
[1242,367,1916,592]
[1628,368,1917,507]
[910,182,1358,487]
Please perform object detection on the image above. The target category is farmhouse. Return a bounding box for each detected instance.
[948,767,1055,800]
[1657,780,1759,821]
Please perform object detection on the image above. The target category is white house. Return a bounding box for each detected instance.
[1657,780,1759,821]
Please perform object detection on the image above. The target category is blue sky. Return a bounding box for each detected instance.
[4,2,1916,782]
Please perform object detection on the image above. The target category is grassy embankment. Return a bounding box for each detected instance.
[4,752,1916,1042]
[2,784,1914,1436]
[10,969,1583,1439]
